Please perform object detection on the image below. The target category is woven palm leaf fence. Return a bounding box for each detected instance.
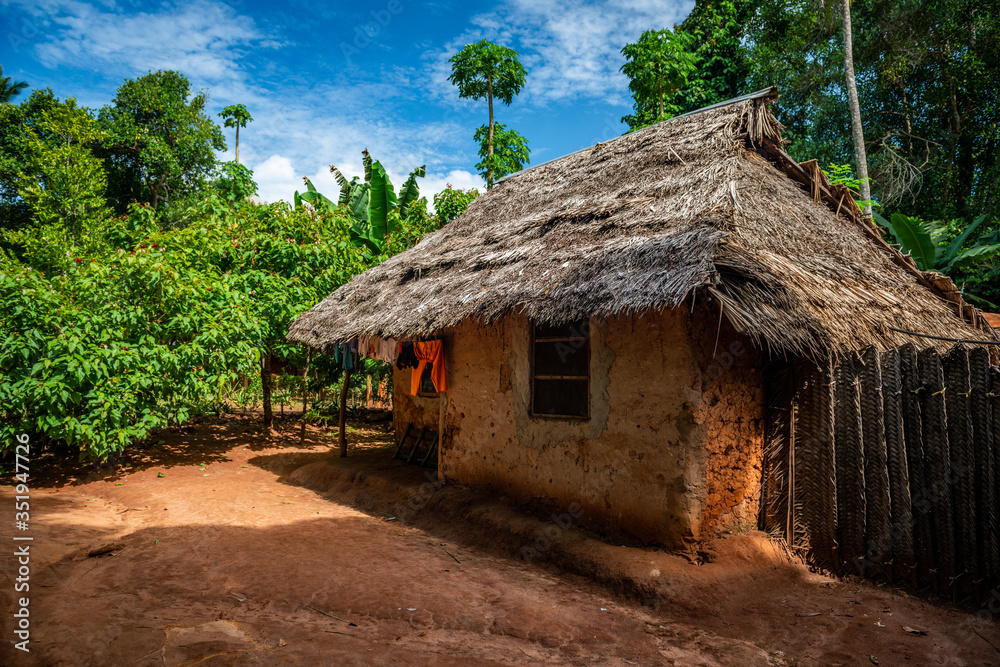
[761,344,1000,599]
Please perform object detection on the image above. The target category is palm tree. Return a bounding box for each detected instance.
[0,65,28,105]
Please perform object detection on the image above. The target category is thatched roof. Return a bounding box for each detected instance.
[288,87,994,357]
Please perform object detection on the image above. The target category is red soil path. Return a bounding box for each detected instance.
[1,414,998,665]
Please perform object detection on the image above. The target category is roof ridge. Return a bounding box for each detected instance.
[496,86,779,184]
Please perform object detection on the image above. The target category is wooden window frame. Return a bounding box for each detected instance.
[530,321,591,420]
[417,363,439,398]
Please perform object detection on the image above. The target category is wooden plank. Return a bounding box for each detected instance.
[406,428,426,463]
[393,424,411,460]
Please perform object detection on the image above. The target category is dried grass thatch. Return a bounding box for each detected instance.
[288,87,994,357]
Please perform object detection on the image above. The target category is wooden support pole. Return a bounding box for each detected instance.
[438,394,447,477]
[299,348,311,442]
[339,368,351,458]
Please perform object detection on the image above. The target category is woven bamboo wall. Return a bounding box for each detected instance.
[762,344,1000,598]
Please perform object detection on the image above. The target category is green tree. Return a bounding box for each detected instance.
[839,0,871,218]
[620,29,699,130]
[98,70,225,212]
[745,0,1000,222]
[298,149,427,255]
[13,105,110,245]
[0,89,76,234]
[663,0,756,115]
[448,40,527,189]
[473,122,530,182]
[212,161,258,203]
[433,185,479,225]
[0,65,28,105]
[218,104,253,165]
[0,201,262,461]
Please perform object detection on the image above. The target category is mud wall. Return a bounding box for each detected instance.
[689,306,765,535]
[389,306,765,547]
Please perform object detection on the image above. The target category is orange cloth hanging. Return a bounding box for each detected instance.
[410,340,448,395]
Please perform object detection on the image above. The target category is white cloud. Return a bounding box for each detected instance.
[252,154,299,204]
[27,0,267,83]
[428,0,693,107]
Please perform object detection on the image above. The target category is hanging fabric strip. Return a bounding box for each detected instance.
[410,340,448,395]
[397,341,419,369]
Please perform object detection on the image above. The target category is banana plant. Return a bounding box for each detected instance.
[293,177,337,213]
[294,150,425,254]
[326,149,426,254]
[874,212,1000,273]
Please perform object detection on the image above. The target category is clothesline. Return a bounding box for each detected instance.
[330,335,449,395]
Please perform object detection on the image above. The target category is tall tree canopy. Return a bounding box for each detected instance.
[745,0,1000,221]
[98,70,225,211]
[218,103,253,165]
[448,40,527,189]
[620,29,698,130]
[0,89,76,234]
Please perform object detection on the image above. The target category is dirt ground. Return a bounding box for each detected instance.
[2,413,999,666]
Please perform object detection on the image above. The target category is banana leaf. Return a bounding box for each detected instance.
[962,292,999,310]
[362,149,372,184]
[948,243,1000,271]
[330,165,351,204]
[942,214,988,269]
[347,182,370,222]
[888,212,937,270]
[298,178,337,212]
[368,161,398,243]
[348,223,381,254]
[397,165,426,216]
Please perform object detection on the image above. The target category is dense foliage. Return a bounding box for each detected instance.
[0,71,447,460]
[620,0,1000,303]
[433,185,479,225]
[620,29,698,129]
[98,70,226,213]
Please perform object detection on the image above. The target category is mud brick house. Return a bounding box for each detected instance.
[288,88,992,549]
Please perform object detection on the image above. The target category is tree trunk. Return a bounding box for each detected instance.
[261,351,272,430]
[841,0,872,218]
[658,82,664,118]
[339,369,351,457]
[235,124,240,165]
[487,74,495,190]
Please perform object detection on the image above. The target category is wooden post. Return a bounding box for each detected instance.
[299,348,311,442]
[787,399,796,547]
[339,369,351,457]
[262,351,273,430]
[438,394,447,480]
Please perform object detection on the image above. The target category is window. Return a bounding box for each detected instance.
[531,319,590,418]
[418,363,438,397]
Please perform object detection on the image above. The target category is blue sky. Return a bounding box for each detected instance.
[1,0,693,204]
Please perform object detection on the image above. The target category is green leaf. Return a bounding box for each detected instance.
[888,213,937,271]
[347,183,370,222]
[397,165,426,215]
[942,215,988,268]
[947,243,1000,272]
[368,161,398,244]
